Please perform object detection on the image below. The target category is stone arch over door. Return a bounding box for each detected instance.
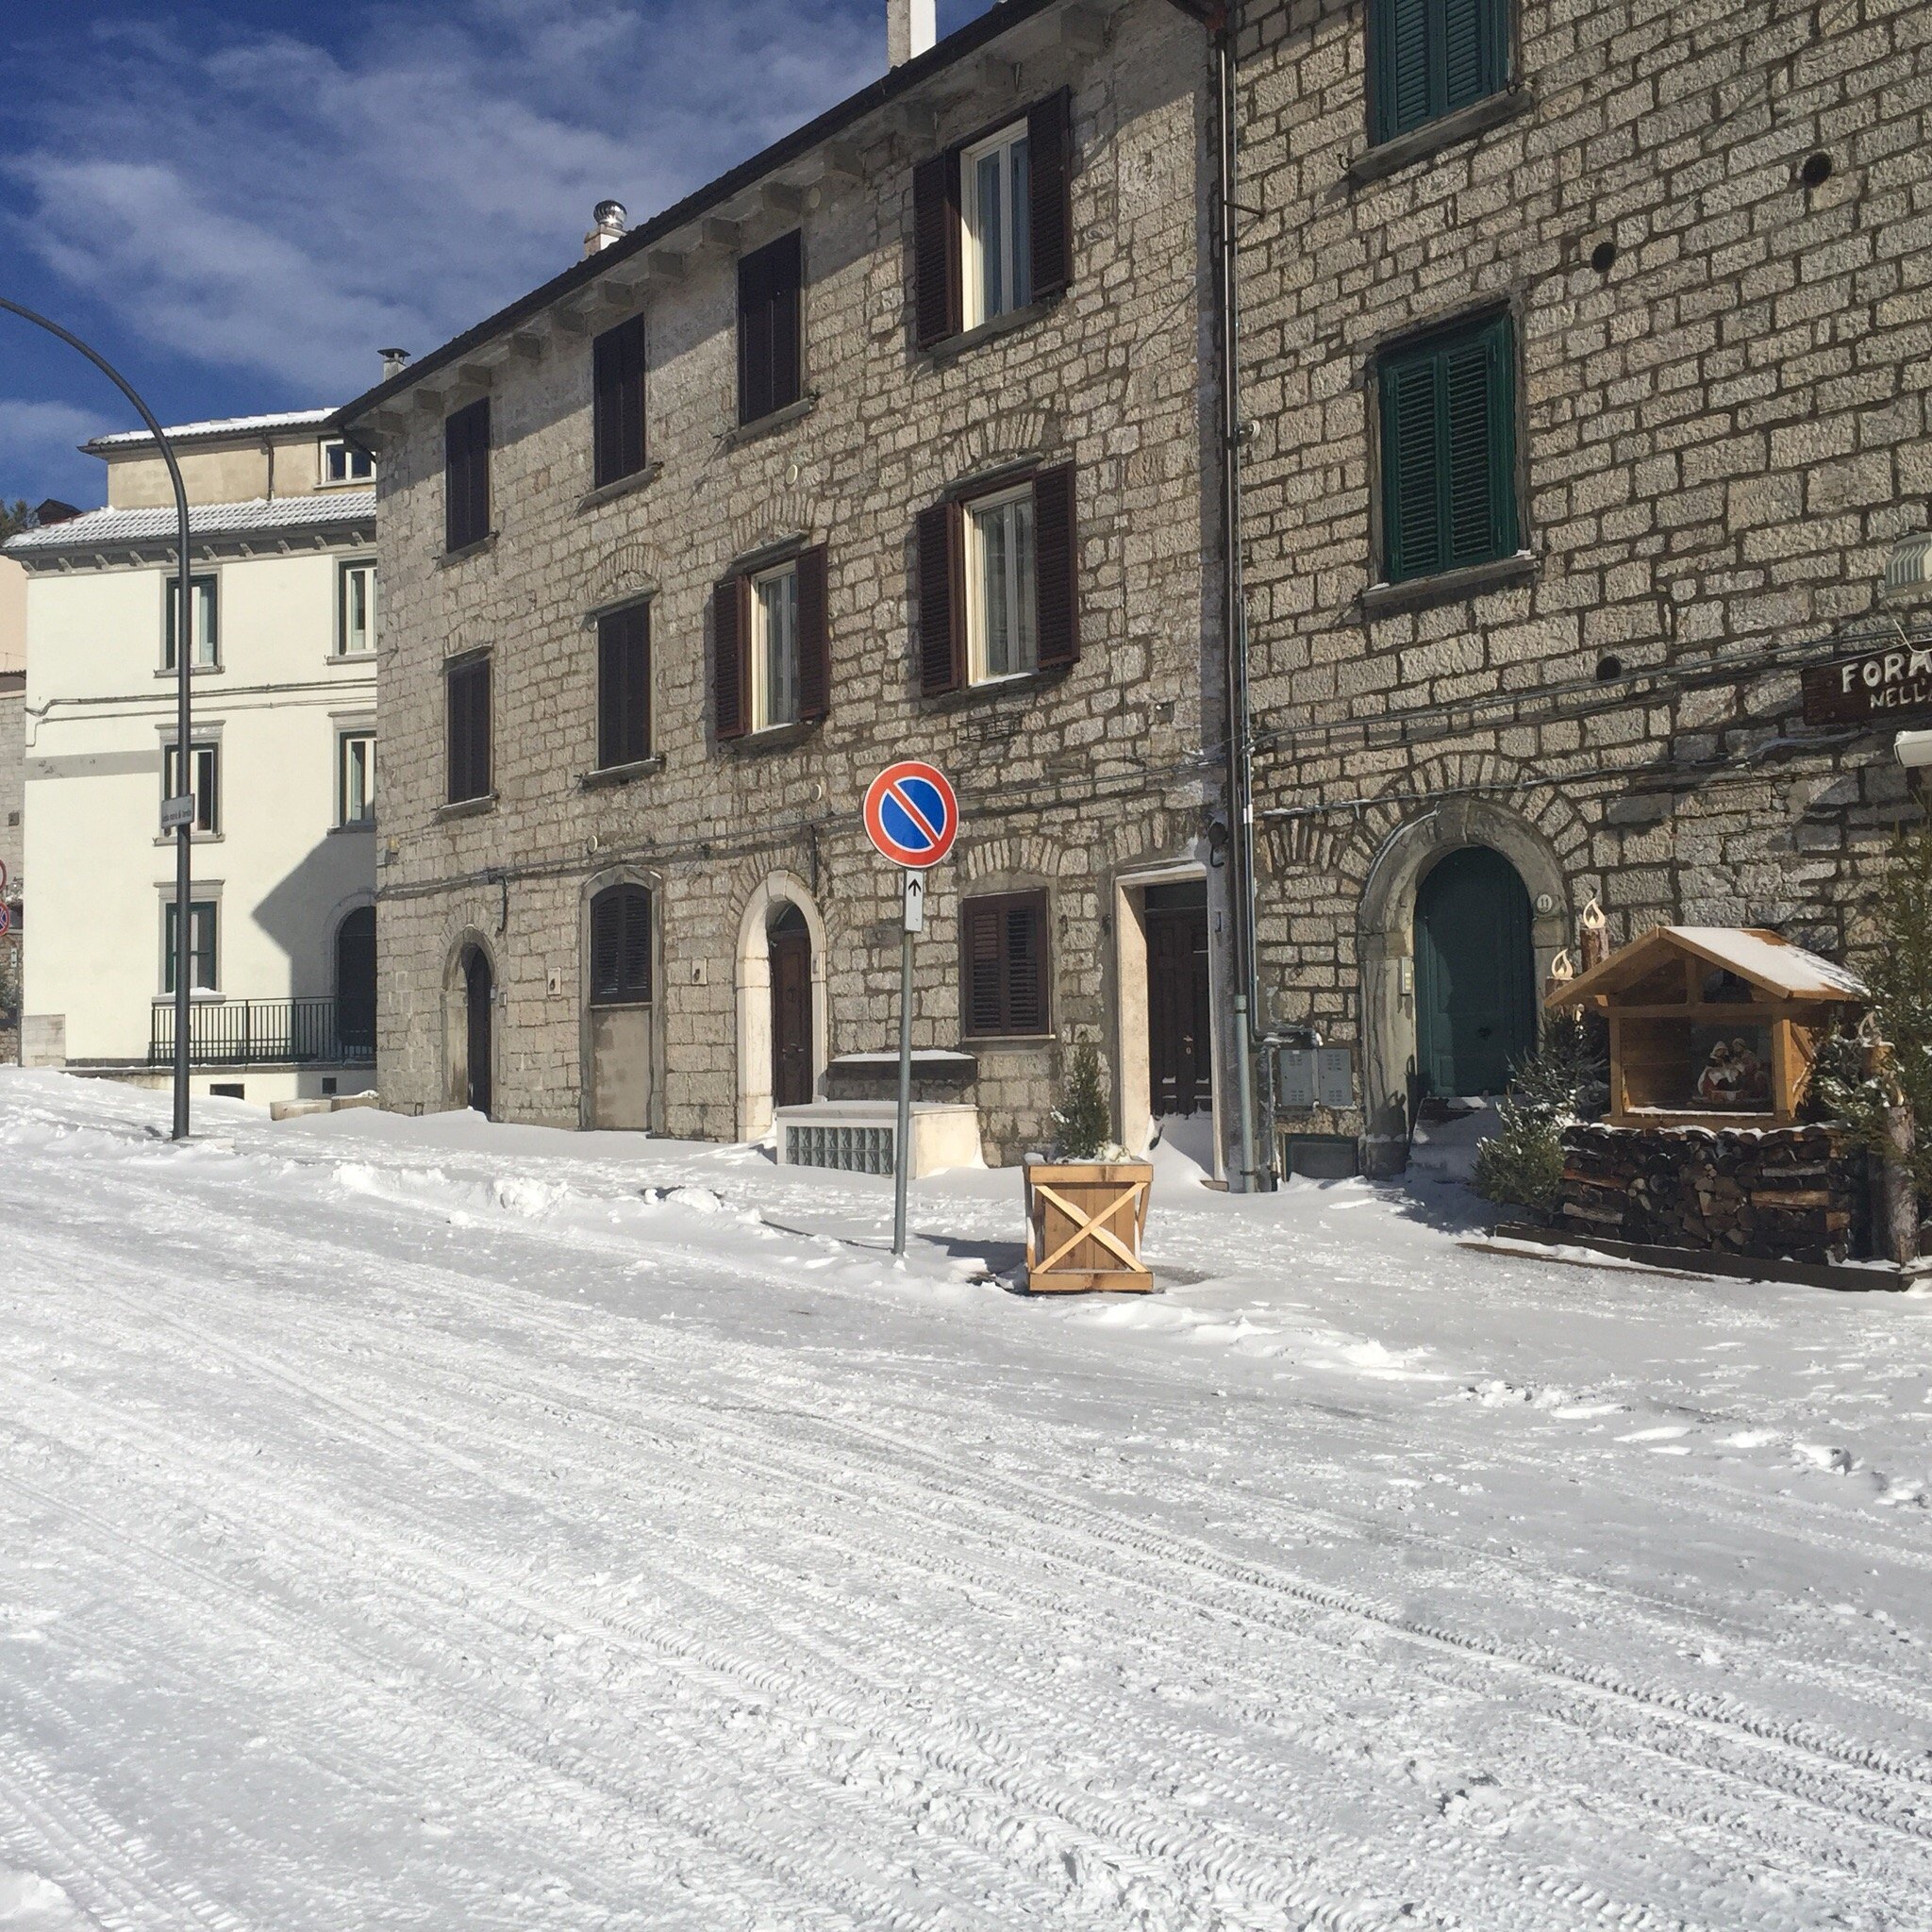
[579,866,664,1133]
[734,871,828,1141]
[1357,797,1571,1174]
[441,927,499,1117]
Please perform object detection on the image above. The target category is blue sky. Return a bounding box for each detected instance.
[0,0,996,508]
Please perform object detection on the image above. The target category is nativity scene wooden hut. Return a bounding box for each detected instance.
[1547,926,1868,1129]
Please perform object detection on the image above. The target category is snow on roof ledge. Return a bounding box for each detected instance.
[83,409,339,454]
[1550,924,1869,1007]
[3,491,375,556]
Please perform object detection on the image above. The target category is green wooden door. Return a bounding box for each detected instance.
[1414,846,1536,1096]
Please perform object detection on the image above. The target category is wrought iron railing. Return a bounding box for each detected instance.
[150,997,375,1067]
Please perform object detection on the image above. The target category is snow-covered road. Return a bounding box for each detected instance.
[0,1071,1928,1930]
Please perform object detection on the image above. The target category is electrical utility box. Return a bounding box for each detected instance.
[1277,1045,1356,1111]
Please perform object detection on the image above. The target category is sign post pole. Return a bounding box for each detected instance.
[893,873,921,1257]
[862,762,958,1261]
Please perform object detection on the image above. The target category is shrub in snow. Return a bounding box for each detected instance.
[1473,1014,1607,1216]
[1051,1039,1117,1161]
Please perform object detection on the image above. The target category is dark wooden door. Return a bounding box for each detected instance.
[1146,898,1211,1116]
[463,947,493,1118]
[770,924,812,1110]
[1414,845,1535,1096]
[335,907,376,1058]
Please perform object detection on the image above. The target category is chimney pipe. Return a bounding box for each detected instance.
[584,199,628,258]
[888,0,936,66]
[378,347,410,382]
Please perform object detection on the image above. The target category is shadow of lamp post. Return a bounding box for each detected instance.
[0,296,195,1140]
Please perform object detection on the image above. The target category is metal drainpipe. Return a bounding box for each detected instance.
[1212,15,1269,1191]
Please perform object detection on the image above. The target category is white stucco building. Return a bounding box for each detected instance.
[3,411,379,1102]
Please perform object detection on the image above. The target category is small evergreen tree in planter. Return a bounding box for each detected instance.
[1051,1039,1115,1160]
[1024,1038,1154,1291]
[1473,1013,1607,1220]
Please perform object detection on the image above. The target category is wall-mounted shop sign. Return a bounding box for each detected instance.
[1803,639,1932,726]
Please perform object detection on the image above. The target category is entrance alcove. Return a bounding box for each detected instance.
[734,873,828,1140]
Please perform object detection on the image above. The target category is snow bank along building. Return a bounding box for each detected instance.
[1233,0,1932,1173]
[336,0,1236,1168]
[0,547,25,1053]
[3,414,379,1102]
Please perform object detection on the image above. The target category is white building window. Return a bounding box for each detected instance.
[163,575,219,671]
[965,484,1037,682]
[338,732,376,827]
[339,559,376,656]
[162,899,219,994]
[321,438,375,486]
[961,122,1032,329]
[750,560,800,731]
[162,741,220,835]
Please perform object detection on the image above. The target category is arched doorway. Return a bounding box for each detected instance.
[461,944,493,1117]
[768,903,812,1110]
[734,874,827,1139]
[587,881,655,1130]
[335,906,376,1059]
[1413,846,1535,1097]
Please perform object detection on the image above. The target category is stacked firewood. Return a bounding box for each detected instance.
[1559,1124,1865,1264]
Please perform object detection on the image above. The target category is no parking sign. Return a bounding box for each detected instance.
[862,761,959,870]
[863,760,961,1256]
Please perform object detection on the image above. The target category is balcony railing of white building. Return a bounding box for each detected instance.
[149,997,375,1067]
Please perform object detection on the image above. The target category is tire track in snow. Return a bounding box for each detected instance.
[8,1197,1924,1924]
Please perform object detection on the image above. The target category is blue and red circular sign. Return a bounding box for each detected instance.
[863,761,959,869]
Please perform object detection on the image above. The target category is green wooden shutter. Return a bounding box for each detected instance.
[1382,354,1442,581]
[1442,0,1498,116]
[1371,0,1506,143]
[1380,310,1517,585]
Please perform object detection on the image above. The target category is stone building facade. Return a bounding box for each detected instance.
[341,0,1236,1167]
[1230,0,1932,1170]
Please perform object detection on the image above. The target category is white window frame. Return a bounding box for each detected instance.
[319,437,375,488]
[338,558,377,657]
[964,482,1039,685]
[163,573,220,672]
[960,120,1032,330]
[749,559,801,732]
[161,741,220,836]
[337,731,376,828]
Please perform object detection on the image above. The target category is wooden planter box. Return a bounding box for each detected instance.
[1023,1160,1155,1292]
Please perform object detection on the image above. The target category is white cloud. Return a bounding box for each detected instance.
[0,398,119,508]
[4,1,886,401]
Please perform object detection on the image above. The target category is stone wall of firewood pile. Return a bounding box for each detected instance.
[1558,1125,1870,1266]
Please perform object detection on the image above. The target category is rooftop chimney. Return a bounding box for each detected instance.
[378,347,410,382]
[584,199,628,258]
[888,0,936,67]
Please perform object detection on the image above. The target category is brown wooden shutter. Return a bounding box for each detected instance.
[1028,90,1074,303]
[1007,897,1047,1034]
[597,604,650,768]
[912,151,962,348]
[590,890,623,1000]
[1032,463,1079,669]
[621,886,653,1002]
[712,575,749,741]
[444,400,491,552]
[964,901,1004,1035]
[916,500,964,695]
[592,315,646,487]
[795,543,830,723]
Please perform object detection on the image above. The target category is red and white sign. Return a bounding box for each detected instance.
[862,761,959,869]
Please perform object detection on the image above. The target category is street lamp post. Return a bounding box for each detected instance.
[1,297,195,1140]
